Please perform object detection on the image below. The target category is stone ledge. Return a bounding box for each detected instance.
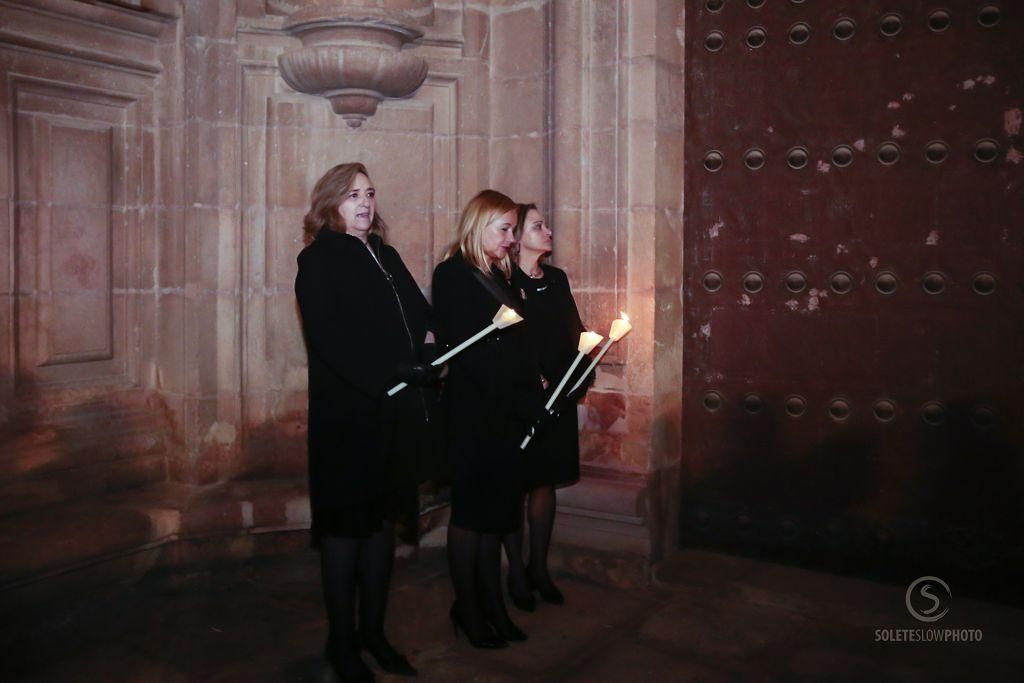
[0,30,163,75]
[548,469,653,588]
[1,0,176,38]
[554,467,649,551]
[0,478,312,596]
[1,469,658,598]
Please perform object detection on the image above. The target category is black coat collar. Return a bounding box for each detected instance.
[315,229,384,255]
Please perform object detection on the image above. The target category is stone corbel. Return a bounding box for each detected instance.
[277,1,432,128]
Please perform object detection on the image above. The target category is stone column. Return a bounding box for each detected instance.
[486,0,552,204]
[644,0,685,564]
[549,0,685,583]
[173,0,245,483]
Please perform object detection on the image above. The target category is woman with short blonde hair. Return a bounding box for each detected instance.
[432,189,548,648]
[444,189,516,278]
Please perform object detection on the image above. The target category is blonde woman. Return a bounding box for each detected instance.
[432,190,548,648]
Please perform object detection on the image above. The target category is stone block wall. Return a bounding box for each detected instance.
[547,0,685,569]
[0,0,686,589]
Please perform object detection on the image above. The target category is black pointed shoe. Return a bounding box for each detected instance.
[488,618,527,643]
[528,572,565,605]
[325,643,375,683]
[357,632,417,677]
[449,602,508,649]
[507,575,536,612]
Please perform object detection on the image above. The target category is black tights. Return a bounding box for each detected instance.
[503,485,557,594]
[448,524,516,636]
[319,523,396,674]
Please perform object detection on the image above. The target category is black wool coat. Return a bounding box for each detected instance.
[295,229,436,513]
[513,264,586,486]
[432,254,544,532]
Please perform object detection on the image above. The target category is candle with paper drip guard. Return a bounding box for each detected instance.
[387,304,523,396]
[520,330,604,450]
[565,312,632,396]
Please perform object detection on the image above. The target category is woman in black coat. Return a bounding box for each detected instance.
[504,203,591,610]
[432,190,548,648]
[295,163,438,682]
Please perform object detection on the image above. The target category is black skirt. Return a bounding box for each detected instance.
[310,481,418,543]
[514,265,584,487]
[448,439,524,534]
[524,407,581,487]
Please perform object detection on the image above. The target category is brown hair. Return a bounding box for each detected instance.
[445,189,518,278]
[513,202,550,265]
[302,162,388,242]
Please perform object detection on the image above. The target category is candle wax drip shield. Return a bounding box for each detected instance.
[493,304,524,328]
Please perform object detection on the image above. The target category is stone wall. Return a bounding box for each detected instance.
[0,0,685,589]
[545,0,685,572]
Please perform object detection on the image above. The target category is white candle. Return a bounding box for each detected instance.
[493,304,524,330]
[566,312,631,396]
[578,330,604,355]
[387,304,524,396]
[521,331,604,449]
[608,313,632,341]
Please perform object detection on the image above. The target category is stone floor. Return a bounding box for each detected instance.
[3,547,1022,682]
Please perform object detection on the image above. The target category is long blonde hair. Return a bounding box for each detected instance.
[446,189,518,278]
[302,162,388,242]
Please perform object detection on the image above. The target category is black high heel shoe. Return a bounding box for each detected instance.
[324,643,375,683]
[449,602,508,650]
[507,575,536,612]
[527,571,565,605]
[356,632,417,677]
[487,618,528,643]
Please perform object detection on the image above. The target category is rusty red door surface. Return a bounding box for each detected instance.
[682,1,1022,596]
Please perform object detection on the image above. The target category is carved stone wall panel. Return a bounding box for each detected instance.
[0,8,165,403]
[420,75,459,270]
[0,1,175,589]
[238,54,461,444]
[9,79,143,392]
[0,195,10,398]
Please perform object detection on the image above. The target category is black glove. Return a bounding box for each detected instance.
[563,369,595,404]
[528,401,556,435]
[421,342,448,380]
[552,396,577,418]
[394,362,442,387]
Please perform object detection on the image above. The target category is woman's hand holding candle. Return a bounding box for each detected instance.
[520,330,603,449]
[387,304,523,396]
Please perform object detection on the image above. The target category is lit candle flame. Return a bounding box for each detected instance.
[493,304,524,328]
[389,304,522,396]
[564,313,634,398]
[608,313,632,341]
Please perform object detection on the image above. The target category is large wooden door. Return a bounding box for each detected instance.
[682,1,1022,595]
